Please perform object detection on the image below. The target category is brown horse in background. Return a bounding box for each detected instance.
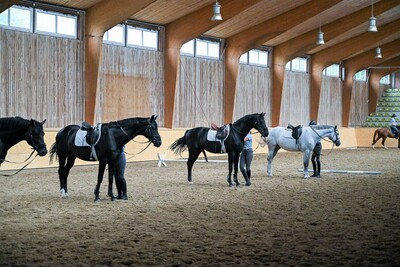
[372,127,400,149]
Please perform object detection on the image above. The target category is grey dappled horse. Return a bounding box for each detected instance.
[266,125,341,178]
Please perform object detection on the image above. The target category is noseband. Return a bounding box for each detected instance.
[28,129,46,151]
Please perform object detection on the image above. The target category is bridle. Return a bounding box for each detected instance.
[118,122,160,157]
[0,128,42,176]
[310,125,339,145]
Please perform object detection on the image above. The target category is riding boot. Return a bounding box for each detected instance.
[117,179,128,200]
[240,169,247,185]
[316,161,321,178]
[311,161,317,177]
[246,170,251,186]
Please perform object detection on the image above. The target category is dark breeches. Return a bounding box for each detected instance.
[311,142,322,177]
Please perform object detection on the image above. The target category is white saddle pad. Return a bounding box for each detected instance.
[74,124,102,147]
[207,130,218,141]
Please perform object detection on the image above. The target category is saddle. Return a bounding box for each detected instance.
[287,123,302,144]
[211,123,229,140]
[81,122,101,146]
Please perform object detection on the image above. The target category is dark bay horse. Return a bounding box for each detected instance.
[372,126,400,149]
[169,113,268,187]
[49,115,162,201]
[0,117,47,166]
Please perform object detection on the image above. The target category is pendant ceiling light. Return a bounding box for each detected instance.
[316,22,325,45]
[211,1,222,21]
[375,46,382,58]
[368,0,378,32]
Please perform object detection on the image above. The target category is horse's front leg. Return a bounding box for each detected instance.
[60,155,75,199]
[107,163,116,201]
[94,162,106,202]
[226,153,234,187]
[267,146,279,177]
[303,150,311,179]
[233,153,241,186]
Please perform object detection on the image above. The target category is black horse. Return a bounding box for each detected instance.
[49,115,162,201]
[169,113,268,186]
[0,117,47,166]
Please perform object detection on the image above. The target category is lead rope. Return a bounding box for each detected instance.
[0,152,39,177]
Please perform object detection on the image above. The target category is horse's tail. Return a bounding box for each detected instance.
[372,129,379,145]
[169,130,188,155]
[49,143,58,164]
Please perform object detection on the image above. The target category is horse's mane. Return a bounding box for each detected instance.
[309,125,334,130]
[233,113,258,126]
[0,116,29,130]
[107,117,149,128]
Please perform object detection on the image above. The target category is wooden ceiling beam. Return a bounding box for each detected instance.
[163,0,261,128]
[84,0,156,124]
[224,0,341,125]
[0,0,19,13]
[310,18,400,127]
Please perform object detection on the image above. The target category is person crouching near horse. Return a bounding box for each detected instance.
[240,132,253,183]
[309,120,322,178]
[390,114,399,139]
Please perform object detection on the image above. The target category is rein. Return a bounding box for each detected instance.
[309,126,336,156]
[0,152,39,177]
[117,124,154,159]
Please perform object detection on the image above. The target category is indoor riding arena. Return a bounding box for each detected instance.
[1,1,400,266]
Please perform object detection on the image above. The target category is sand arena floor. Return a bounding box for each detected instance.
[0,148,399,266]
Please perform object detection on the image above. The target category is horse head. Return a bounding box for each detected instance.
[26,119,48,156]
[254,112,269,138]
[143,115,162,147]
[330,126,341,147]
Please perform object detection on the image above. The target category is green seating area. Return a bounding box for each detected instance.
[363,88,400,127]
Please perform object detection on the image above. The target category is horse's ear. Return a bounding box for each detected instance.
[259,112,265,117]
[30,119,35,127]
[41,119,46,125]
[151,115,157,122]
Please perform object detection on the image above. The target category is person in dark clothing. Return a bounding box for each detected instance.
[309,120,322,178]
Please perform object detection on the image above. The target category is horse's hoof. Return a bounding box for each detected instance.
[94,198,101,202]
[188,181,193,185]
[245,182,251,186]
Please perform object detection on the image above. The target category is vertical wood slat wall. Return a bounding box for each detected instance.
[97,44,164,125]
[234,64,271,126]
[349,80,369,127]
[279,71,311,126]
[173,56,224,128]
[0,29,84,128]
[319,76,342,126]
[1,28,376,129]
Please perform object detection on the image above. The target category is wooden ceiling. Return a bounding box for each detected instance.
[5,0,400,62]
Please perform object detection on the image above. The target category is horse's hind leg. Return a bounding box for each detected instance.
[187,150,201,184]
[382,136,388,149]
